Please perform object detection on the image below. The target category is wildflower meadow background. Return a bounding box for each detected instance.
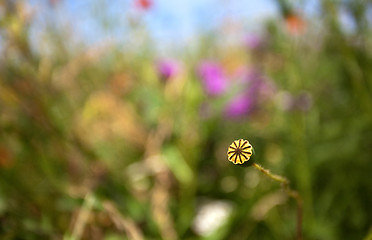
[0,0,372,239]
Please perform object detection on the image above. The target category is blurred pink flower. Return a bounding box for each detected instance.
[157,59,180,80]
[197,61,228,96]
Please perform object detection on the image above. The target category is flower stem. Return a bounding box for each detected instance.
[252,163,303,240]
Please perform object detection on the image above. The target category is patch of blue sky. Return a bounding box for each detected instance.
[28,0,332,53]
[30,0,280,47]
[142,0,278,45]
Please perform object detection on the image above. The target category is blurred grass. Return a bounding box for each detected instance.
[0,0,372,239]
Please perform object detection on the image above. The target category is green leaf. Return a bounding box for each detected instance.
[163,146,194,185]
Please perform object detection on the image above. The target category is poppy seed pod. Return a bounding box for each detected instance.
[227,139,253,165]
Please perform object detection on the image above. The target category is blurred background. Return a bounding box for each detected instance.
[1,0,372,239]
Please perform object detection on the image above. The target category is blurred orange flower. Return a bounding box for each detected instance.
[285,13,306,35]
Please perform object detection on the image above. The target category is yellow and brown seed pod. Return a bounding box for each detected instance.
[227,139,253,164]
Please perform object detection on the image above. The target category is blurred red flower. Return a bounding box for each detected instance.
[136,0,153,10]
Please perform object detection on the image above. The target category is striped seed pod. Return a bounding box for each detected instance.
[227,139,253,164]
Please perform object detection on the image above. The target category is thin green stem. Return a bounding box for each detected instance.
[252,163,289,185]
[253,163,303,240]
[64,193,96,240]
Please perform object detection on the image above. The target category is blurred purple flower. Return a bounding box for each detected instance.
[243,69,276,97]
[225,94,253,117]
[225,69,276,118]
[244,34,264,50]
[157,59,180,80]
[197,62,228,96]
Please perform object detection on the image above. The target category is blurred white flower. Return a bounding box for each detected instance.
[192,200,233,236]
